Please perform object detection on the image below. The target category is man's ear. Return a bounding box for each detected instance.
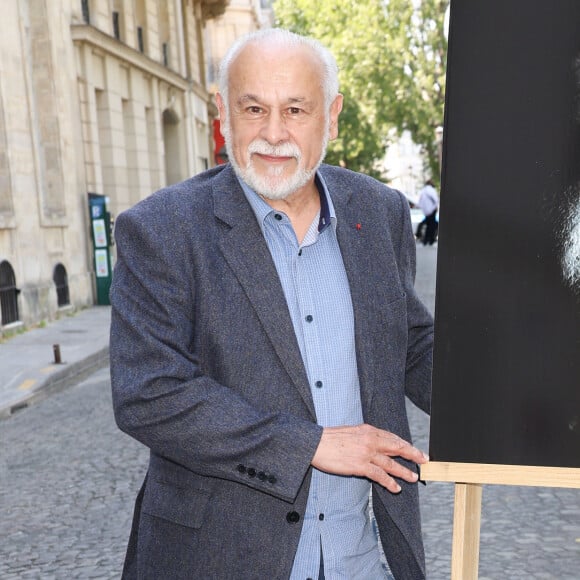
[328,94,344,141]
[216,93,227,136]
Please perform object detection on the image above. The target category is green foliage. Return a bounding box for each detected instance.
[274,0,448,184]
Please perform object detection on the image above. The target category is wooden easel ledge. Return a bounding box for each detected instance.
[421,461,580,489]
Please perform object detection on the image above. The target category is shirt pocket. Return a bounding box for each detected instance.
[142,478,212,529]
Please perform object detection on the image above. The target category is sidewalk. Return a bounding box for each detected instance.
[0,306,111,419]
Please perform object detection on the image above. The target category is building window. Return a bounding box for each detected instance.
[207,58,220,85]
[81,0,90,24]
[112,11,120,40]
[53,263,70,308]
[162,42,169,67]
[0,260,19,325]
[137,26,144,53]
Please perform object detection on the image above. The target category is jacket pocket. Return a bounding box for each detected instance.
[142,478,211,529]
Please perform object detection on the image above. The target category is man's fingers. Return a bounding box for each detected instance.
[367,464,403,493]
[311,424,429,492]
[374,430,429,465]
[371,454,419,485]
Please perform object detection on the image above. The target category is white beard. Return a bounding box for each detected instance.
[222,120,328,201]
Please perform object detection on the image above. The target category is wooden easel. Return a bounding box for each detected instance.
[420,462,580,580]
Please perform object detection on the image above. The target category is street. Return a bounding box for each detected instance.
[1,245,578,579]
[0,366,146,579]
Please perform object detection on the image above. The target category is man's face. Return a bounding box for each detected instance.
[217,42,342,200]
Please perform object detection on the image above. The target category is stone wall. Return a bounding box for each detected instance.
[0,0,224,329]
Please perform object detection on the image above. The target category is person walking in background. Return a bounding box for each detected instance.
[417,179,439,245]
[110,28,433,580]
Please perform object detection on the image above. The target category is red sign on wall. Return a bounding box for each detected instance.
[213,119,227,165]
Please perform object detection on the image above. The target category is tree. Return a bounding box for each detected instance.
[274,0,448,184]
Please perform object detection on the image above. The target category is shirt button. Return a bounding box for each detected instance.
[315,381,323,388]
[286,511,300,523]
[305,315,313,322]
[319,513,324,521]
[274,213,283,221]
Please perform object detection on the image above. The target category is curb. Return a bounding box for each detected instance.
[0,347,110,420]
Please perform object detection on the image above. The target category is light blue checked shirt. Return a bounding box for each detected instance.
[240,174,390,580]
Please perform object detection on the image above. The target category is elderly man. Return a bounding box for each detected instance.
[110,29,433,579]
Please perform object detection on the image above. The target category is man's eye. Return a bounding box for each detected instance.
[288,107,302,115]
[248,106,263,114]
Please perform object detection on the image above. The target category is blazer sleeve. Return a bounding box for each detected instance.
[392,189,434,415]
[109,201,322,503]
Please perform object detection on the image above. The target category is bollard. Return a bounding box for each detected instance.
[53,344,62,364]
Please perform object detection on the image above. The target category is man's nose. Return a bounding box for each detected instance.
[259,111,289,144]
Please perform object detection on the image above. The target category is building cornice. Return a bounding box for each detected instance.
[70,24,209,102]
[199,0,230,20]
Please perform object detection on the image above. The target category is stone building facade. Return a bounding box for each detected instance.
[205,0,274,94]
[0,0,228,334]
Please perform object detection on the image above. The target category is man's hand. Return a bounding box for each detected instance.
[311,424,429,493]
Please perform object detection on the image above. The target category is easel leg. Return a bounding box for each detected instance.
[450,482,482,580]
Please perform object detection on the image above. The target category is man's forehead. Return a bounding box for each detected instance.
[231,40,323,76]
[228,61,324,106]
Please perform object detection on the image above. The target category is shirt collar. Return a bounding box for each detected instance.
[238,171,336,235]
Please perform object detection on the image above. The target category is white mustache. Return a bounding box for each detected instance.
[247,140,301,160]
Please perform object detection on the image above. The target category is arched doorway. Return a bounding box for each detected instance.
[0,260,19,325]
[53,263,70,307]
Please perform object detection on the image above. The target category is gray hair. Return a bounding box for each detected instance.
[218,28,340,110]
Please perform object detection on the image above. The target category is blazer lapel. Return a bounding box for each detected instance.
[211,168,317,419]
[329,180,379,416]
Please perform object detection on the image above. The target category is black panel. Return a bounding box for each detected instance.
[429,0,580,467]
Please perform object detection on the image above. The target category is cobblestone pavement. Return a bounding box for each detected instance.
[0,245,578,579]
[0,366,147,579]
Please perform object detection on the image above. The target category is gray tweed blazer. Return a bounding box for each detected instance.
[110,163,433,579]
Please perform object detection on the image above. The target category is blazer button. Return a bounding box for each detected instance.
[286,511,300,524]
[268,475,277,484]
[236,464,246,474]
[258,471,267,481]
[247,467,256,477]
